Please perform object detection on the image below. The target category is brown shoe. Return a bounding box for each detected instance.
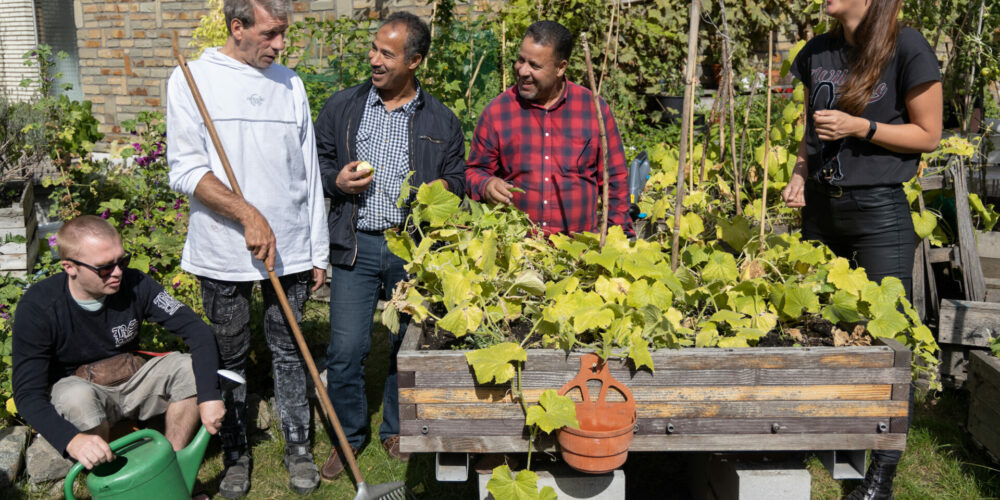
[382,436,411,462]
[320,445,358,481]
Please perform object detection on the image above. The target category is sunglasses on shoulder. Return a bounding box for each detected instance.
[68,252,132,279]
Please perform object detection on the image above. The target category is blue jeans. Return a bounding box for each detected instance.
[326,231,410,448]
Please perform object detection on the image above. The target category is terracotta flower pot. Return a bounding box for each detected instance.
[557,353,636,474]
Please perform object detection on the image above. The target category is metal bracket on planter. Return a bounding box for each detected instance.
[818,450,866,480]
[435,452,470,482]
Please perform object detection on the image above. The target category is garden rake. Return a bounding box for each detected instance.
[172,32,412,500]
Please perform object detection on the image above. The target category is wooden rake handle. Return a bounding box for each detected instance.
[171,33,364,485]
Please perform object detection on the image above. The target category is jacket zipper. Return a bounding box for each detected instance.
[346,116,359,266]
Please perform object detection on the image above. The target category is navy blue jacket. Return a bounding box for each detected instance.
[315,80,466,266]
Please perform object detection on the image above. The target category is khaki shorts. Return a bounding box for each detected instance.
[50,352,197,432]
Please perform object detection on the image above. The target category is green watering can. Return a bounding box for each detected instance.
[64,425,210,500]
[64,369,243,500]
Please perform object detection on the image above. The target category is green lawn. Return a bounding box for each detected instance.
[13,299,1000,499]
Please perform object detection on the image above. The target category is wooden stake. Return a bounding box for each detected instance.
[737,71,760,209]
[758,32,773,254]
[671,0,702,271]
[502,19,508,89]
[581,33,612,248]
[597,0,618,95]
[719,0,740,213]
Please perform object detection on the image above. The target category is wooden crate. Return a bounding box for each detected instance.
[967,351,1000,461]
[398,323,911,454]
[0,182,39,277]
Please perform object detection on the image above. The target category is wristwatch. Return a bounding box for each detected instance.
[865,119,877,141]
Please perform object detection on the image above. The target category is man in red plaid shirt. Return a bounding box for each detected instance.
[466,20,632,236]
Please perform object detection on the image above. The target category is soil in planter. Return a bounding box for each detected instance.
[757,316,871,348]
[419,302,543,350]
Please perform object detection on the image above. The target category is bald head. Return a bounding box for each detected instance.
[57,216,121,260]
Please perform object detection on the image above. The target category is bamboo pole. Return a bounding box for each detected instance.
[719,0,740,213]
[671,0,702,271]
[502,19,508,89]
[597,0,618,94]
[758,32,773,254]
[737,71,760,201]
[582,33,612,248]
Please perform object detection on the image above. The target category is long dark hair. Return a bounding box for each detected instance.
[835,0,903,115]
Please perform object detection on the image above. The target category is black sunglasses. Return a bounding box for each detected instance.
[68,252,132,279]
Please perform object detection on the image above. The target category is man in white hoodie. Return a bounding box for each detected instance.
[166,0,327,497]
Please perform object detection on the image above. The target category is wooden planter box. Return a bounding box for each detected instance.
[398,323,911,454]
[0,182,39,277]
[967,351,1000,461]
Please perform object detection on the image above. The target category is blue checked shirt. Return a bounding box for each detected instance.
[355,84,421,231]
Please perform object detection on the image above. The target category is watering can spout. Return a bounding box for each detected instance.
[177,426,211,494]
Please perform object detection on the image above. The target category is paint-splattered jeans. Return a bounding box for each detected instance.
[199,272,312,464]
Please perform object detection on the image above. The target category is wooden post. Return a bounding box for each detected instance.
[582,33,612,248]
[953,159,988,301]
[758,32,773,254]
[671,0,702,271]
[719,0,740,212]
[737,72,760,214]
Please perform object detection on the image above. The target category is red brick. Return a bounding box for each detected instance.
[128,87,147,96]
[145,98,161,106]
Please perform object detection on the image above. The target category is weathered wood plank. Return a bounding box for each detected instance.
[402,418,900,437]
[969,350,1000,389]
[968,410,1000,460]
[399,433,907,454]
[398,371,415,389]
[0,182,34,223]
[938,300,1000,347]
[0,236,38,272]
[927,246,955,264]
[398,324,896,370]
[415,401,908,420]
[399,385,893,404]
[919,175,944,191]
[953,162,987,301]
[412,367,910,388]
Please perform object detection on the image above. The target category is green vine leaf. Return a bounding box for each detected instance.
[573,292,615,333]
[414,182,461,226]
[626,279,673,311]
[513,270,546,296]
[486,465,558,500]
[701,251,739,283]
[525,389,579,434]
[866,304,909,338]
[911,210,938,239]
[438,302,484,337]
[465,342,526,384]
[715,215,753,252]
[773,283,820,319]
[627,331,655,371]
[827,258,869,297]
[821,289,863,324]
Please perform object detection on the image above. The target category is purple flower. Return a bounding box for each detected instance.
[172,281,181,290]
[47,233,58,248]
[132,142,142,151]
[148,265,157,273]
[173,199,183,209]
[0,312,8,320]
[100,209,110,219]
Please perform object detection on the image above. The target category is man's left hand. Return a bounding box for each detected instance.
[199,400,225,435]
[311,266,327,293]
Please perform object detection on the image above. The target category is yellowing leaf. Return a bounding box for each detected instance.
[415,182,461,226]
[438,303,484,337]
[867,305,908,338]
[465,343,526,384]
[718,336,750,348]
[526,389,579,434]
[701,251,739,283]
[911,210,937,239]
[486,466,558,500]
[827,258,869,297]
[513,270,546,296]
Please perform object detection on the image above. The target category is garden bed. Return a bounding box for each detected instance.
[0,181,39,277]
[397,322,911,454]
[966,350,1000,461]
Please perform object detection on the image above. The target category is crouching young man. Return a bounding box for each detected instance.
[12,216,225,470]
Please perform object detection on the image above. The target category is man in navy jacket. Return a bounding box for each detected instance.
[313,11,465,480]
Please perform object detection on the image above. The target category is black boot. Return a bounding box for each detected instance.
[845,459,897,500]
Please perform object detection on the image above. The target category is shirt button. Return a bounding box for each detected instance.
[543,200,548,205]
[542,222,547,226]
[545,133,550,137]
[544,155,549,160]
[544,177,549,182]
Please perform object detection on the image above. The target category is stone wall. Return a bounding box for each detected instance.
[73,0,441,141]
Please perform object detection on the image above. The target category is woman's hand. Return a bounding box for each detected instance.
[813,109,867,141]
[782,171,807,208]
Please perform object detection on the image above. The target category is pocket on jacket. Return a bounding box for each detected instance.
[560,136,595,176]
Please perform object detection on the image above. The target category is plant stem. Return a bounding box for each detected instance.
[581,33,611,248]
[759,32,773,254]
[466,53,486,119]
[671,0,702,271]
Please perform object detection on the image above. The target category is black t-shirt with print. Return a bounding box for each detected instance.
[791,27,940,187]
[11,269,220,455]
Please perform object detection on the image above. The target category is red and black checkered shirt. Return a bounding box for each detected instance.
[466,80,632,236]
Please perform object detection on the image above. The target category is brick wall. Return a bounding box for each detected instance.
[74,0,446,142]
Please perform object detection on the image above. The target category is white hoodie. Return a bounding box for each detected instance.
[167,48,328,281]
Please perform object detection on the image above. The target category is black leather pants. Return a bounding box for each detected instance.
[802,181,917,466]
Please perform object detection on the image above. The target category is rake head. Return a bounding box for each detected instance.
[353,480,415,500]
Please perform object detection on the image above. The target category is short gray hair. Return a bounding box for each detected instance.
[224,0,291,34]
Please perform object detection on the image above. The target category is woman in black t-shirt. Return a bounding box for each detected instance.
[781,0,942,498]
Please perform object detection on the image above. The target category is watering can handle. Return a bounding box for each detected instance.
[64,429,167,500]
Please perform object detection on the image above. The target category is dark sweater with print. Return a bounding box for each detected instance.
[12,269,221,455]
